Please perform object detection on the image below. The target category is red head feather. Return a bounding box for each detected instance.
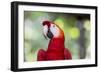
[42,21,52,28]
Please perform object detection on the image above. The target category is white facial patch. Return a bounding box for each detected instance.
[50,24,59,37]
[43,25,48,36]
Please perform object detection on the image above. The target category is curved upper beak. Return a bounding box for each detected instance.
[43,25,48,39]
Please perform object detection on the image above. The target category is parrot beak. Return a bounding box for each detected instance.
[43,29,53,40]
[42,21,53,39]
[47,28,53,39]
[43,25,48,40]
[43,25,53,39]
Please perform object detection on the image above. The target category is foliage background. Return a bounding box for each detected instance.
[24,11,90,62]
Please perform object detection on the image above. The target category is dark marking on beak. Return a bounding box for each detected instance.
[47,28,53,39]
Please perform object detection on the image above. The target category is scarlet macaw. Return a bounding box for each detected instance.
[37,21,72,61]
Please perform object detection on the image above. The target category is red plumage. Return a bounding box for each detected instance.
[37,21,72,61]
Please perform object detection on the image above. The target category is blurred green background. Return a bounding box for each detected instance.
[24,11,90,62]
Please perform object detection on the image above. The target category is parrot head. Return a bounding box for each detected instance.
[42,21,64,39]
